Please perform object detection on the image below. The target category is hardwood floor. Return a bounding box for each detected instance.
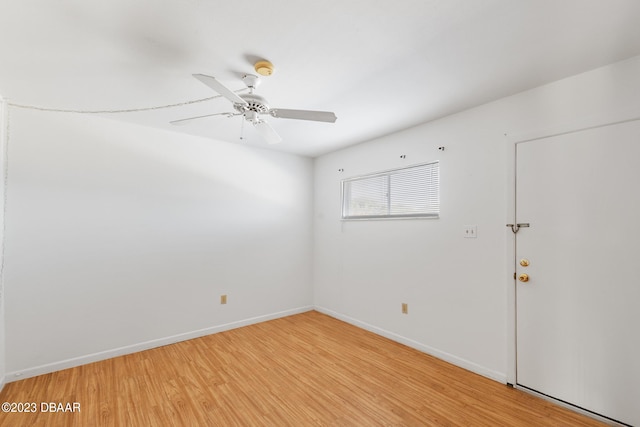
[0,311,604,426]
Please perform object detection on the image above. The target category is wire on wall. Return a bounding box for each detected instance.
[4,89,248,115]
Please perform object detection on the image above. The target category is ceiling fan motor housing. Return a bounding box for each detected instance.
[236,93,270,122]
[236,93,269,114]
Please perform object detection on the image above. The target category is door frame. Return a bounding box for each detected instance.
[504,107,640,387]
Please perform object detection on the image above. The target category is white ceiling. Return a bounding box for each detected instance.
[2,0,640,157]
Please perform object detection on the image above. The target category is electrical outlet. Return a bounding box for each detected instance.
[402,303,408,314]
[464,225,478,238]
[220,295,227,304]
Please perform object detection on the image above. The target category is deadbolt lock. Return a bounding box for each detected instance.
[520,259,530,267]
[518,273,529,282]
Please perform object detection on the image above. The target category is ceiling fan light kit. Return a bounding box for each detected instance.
[171,69,337,145]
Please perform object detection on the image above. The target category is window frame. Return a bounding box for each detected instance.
[340,161,440,221]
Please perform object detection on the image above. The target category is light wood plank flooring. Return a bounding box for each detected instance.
[0,311,604,426]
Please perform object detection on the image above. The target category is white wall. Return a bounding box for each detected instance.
[3,108,314,380]
[0,98,7,389]
[313,55,640,382]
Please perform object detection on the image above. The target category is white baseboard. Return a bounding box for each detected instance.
[314,305,507,384]
[5,305,506,386]
[6,305,313,383]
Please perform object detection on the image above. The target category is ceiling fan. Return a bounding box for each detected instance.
[171,73,337,144]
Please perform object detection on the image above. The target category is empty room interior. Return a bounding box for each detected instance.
[0,1,639,426]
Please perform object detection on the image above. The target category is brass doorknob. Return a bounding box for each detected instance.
[520,258,530,267]
[518,273,529,282]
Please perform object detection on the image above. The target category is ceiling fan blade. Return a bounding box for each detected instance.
[270,108,337,123]
[254,120,282,144]
[193,74,248,106]
[170,112,236,126]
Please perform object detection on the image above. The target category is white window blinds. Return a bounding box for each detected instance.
[342,162,440,219]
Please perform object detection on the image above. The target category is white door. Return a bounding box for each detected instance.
[515,119,640,426]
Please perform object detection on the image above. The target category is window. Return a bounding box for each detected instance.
[341,162,439,220]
